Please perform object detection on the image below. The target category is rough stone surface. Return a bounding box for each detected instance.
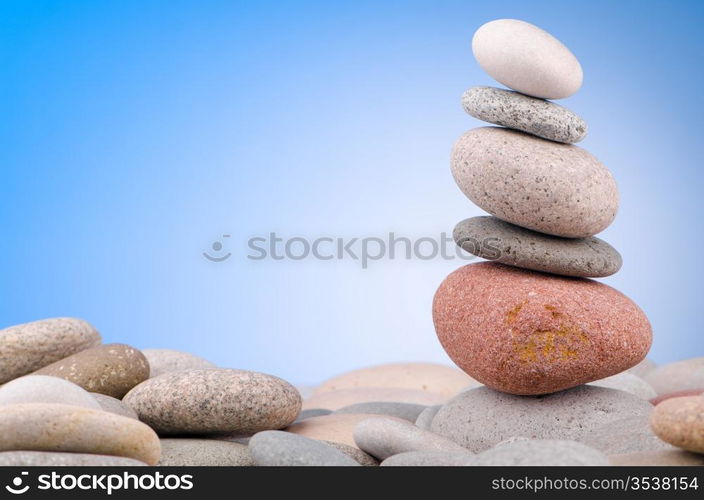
[451,127,618,238]
[142,348,217,378]
[33,343,149,399]
[462,86,587,143]
[0,451,146,466]
[335,402,427,422]
[472,19,583,99]
[650,396,704,453]
[470,439,609,466]
[610,449,704,466]
[415,405,442,430]
[431,386,652,453]
[453,216,621,277]
[381,451,474,467]
[313,362,478,398]
[285,414,373,448]
[588,373,656,400]
[0,318,101,384]
[158,438,254,466]
[123,369,301,435]
[91,393,139,420]
[433,263,652,395]
[353,416,468,459]
[581,416,674,455]
[249,431,359,466]
[0,403,160,464]
[321,440,379,466]
[0,375,101,410]
[643,358,704,395]
[303,387,445,411]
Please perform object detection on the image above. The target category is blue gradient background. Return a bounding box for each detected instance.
[2,0,702,384]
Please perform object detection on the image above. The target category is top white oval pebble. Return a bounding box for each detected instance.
[472,19,583,100]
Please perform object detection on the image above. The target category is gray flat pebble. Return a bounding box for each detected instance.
[0,375,101,410]
[470,439,609,466]
[335,402,427,422]
[353,416,468,459]
[249,430,359,466]
[158,438,254,466]
[294,408,332,423]
[0,451,146,466]
[91,393,139,420]
[581,416,675,455]
[381,451,474,466]
[462,86,587,143]
[454,216,622,277]
[321,440,379,466]
[415,405,442,430]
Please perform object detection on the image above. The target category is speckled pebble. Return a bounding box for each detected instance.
[415,405,442,430]
[582,416,674,455]
[335,402,427,422]
[123,369,301,435]
[462,86,587,143]
[381,451,474,466]
[0,318,101,384]
[353,416,468,459]
[470,439,609,466]
[321,440,379,466]
[33,343,149,398]
[431,386,652,453]
[472,19,583,99]
[643,357,704,395]
[451,127,619,238]
[0,451,146,466]
[314,362,478,399]
[650,396,704,453]
[249,430,359,466]
[158,438,254,466]
[91,393,139,420]
[433,263,652,395]
[453,216,621,277]
[0,375,101,410]
[142,348,217,378]
[0,403,161,465]
[303,387,445,411]
[588,372,657,400]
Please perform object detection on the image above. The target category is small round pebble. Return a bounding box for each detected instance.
[582,416,674,455]
[303,387,445,411]
[0,318,101,384]
[321,440,379,466]
[91,393,139,420]
[650,396,704,454]
[313,362,478,399]
[453,216,622,277]
[433,263,652,395]
[353,416,468,459]
[249,431,359,466]
[588,372,657,400]
[462,86,587,143]
[643,357,704,395]
[472,19,583,99]
[335,402,427,422]
[470,439,609,466]
[0,451,146,466]
[415,405,442,431]
[451,127,618,238]
[142,348,217,378]
[158,438,254,466]
[0,403,160,465]
[0,375,101,410]
[431,386,652,452]
[33,343,149,398]
[381,451,474,467]
[123,369,301,435]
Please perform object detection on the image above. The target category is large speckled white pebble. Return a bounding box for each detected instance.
[472,19,583,99]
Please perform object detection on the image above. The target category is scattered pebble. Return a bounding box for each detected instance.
[142,348,217,377]
[294,408,332,423]
[158,438,253,466]
[643,358,704,395]
[285,414,373,448]
[650,396,704,453]
[91,393,139,420]
[0,375,101,410]
[335,402,427,422]
[320,440,379,466]
[249,430,359,466]
[414,405,442,430]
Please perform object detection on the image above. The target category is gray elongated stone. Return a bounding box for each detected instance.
[453,216,622,277]
[320,440,379,466]
[91,393,139,420]
[462,86,587,143]
[249,430,359,466]
[415,405,442,430]
[335,402,427,422]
